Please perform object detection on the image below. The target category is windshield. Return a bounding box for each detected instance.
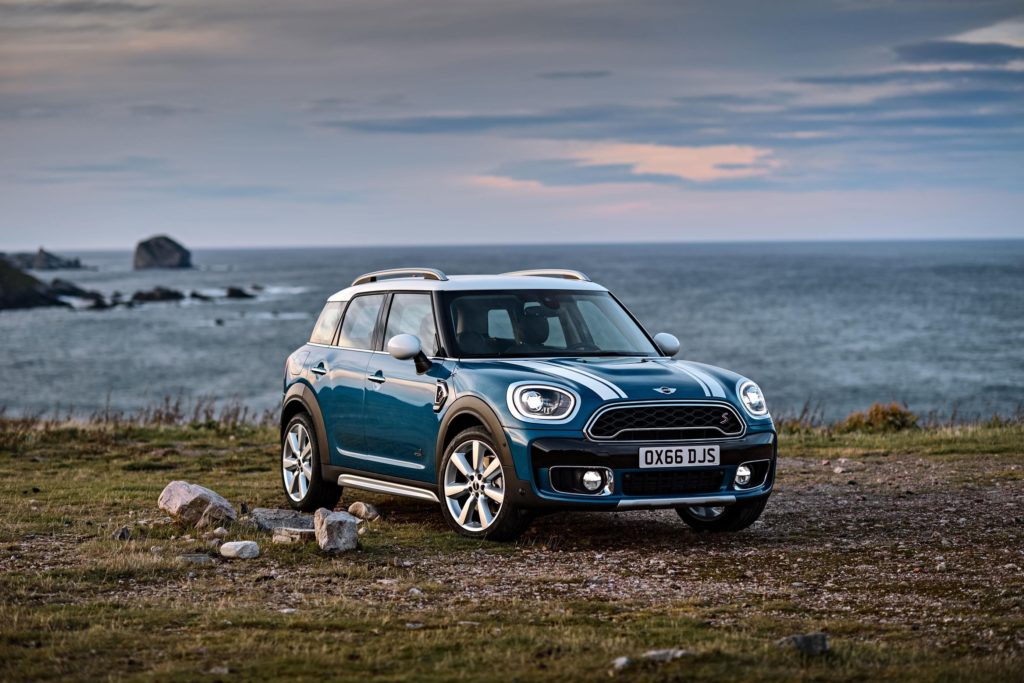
[441,290,660,358]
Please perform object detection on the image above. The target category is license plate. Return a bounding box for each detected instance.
[638,445,720,469]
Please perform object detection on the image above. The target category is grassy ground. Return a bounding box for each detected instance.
[1,421,1022,681]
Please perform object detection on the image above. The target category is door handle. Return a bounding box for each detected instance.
[367,372,386,384]
[311,361,328,377]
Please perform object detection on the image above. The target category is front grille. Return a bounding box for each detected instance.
[586,403,745,441]
[621,469,725,496]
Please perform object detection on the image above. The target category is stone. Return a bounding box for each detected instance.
[347,501,381,521]
[133,235,192,269]
[0,248,84,271]
[248,508,314,531]
[224,286,254,299]
[157,481,237,529]
[272,527,315,544]
[112,526,131,541]
[313,508,359,553]
[220,540,260,559]
[641,648,688,662]
[0,261,69,310]
[407,587,424,596]
[131,286,185,303]
[611,656,632,672]
[179,553,214,565]
[212,526,229,538]
[778,632,829,656]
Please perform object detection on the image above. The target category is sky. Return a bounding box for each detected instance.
[1,0,1022,250]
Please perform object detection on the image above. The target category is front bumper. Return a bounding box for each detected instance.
[503,429,777,511]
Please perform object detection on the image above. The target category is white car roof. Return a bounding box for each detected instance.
[327,274,607,303]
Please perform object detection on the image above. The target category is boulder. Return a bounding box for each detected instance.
[224,286,254,299]
[133,235,192,270]
[157,481,237,529]
[272,527,316,544]
[347,501,380,521]
[778,632,829,656]
[313,508,359,553]
[248,507,314,531]
[220,541,259,559]
[131,286,185,303]
[190,290,213,301]
[0,261,70,310]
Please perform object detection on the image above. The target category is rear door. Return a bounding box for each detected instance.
[361,292,446,482]
[310,293,385,464]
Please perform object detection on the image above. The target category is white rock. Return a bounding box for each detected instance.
[611,656,632,672]
[408,587,424,596]
[313,508,360,553]
[212,526,229,538]
[347,501,380,521]
[220,540,260,559]
[157,481,236,529]
[272,527,316,544]
[642,648,688,662]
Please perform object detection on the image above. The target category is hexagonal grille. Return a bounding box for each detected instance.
[586,403,744,441]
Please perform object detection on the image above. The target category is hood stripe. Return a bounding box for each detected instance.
[505,360,626,400]
[678,362,727,398]
[664,362,711,397]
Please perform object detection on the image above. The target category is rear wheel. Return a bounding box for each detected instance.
[439,427,530,541]
[675,497,768,532]
[281,413,342,512]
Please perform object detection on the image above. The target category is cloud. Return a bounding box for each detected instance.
[537,70,611,80]
[0,1,155,16]
[321,105,627,134]
[574,143,778,182]
[895,40,1024,65]
[47,155,169,175]
[128,103,199,118]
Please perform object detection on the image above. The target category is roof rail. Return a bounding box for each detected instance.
[502,269,591,282]
[352,268,448,287]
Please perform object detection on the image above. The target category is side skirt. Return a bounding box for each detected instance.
[337,474,440,504]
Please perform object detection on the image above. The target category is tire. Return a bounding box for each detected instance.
[675,496,769,533]
[438,426,530,541]
[281,413,342,512]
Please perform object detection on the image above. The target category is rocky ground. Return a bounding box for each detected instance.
[0,422,1021,681]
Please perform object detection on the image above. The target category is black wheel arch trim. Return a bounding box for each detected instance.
[281,383,331,468]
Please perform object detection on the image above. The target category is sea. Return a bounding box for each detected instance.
[1,241,1021,422]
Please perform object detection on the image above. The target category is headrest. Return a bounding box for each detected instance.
[521,309,549,345]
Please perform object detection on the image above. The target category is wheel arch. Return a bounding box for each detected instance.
[435,395,512,475]
[281,383,331,467]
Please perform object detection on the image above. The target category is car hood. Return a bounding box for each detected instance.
[495,357,741,403]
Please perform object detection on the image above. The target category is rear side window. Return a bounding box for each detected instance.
[337,294,385,350]
[384,293,438,356]
[309,302,343,345]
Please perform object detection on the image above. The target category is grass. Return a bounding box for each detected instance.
[1,417,1022,681]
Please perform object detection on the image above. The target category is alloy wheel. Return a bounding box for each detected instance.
[444,439,505,531]
[687,505,726,520]
[282,422,314,502]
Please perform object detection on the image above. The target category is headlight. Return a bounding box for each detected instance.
[737,380,768,417]
[508,384,578,422]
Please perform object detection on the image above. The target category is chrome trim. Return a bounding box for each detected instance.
[336,446,426,470]
[735,458,772,489]
[549,465,614,496]
[352,268,448,286]
[502,269,591,281]
[583,400,747,442]
[615,494,737,510]
[337,474,440,503]
[506,382,581,424]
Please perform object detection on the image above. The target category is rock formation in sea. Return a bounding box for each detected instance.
[133,235,192,270]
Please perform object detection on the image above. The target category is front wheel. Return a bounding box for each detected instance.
[675,497,768,533]
[439,427,530,541]
[281,413,342,512]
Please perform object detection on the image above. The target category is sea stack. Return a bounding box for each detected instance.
[133,235,192,270]
[0,260,70,310]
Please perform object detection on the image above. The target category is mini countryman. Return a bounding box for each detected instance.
[280,268,776,540]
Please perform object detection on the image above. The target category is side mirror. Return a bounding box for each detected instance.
[387,334,432,374]
[653,332,680,357]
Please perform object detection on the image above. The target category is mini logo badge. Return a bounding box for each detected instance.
[654,386,676,395]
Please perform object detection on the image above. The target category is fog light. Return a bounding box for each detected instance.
[582,470,603,491]
[735,465,752,487]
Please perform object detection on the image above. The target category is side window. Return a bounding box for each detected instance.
[309,302,343,345]
[337,294,385,350]
[384,293,438,356]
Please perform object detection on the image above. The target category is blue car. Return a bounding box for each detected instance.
[280,268,776,540]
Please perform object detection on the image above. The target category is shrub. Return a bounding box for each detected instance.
[837,402,918,433]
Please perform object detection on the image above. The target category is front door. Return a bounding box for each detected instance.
[361,292,446,482]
